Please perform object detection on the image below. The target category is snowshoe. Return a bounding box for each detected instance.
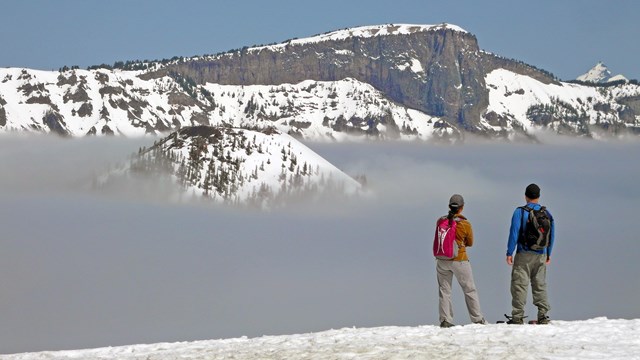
[497,314,526,324]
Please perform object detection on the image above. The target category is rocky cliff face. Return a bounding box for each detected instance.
[143,24,554,134]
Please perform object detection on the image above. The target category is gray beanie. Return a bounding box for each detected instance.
[449,194,464,207]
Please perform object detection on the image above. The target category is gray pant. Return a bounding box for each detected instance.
[511,252,550,319]
[436,260,484,324]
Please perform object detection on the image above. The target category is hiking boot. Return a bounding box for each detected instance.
[505,315,524,325]
[473,319,487,325]
[537,315,551,325]
[440,320,455,328]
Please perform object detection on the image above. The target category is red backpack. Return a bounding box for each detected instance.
[433,216,460,260]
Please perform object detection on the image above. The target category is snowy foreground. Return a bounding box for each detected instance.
[4,318,640,360]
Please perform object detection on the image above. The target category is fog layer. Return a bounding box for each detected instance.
[1,134,638,354]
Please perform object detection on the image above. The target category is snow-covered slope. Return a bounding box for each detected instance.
[4,318,639,359]
[201,79,447,141]
[484,68,640,138]
[609,74,629,82]
[0,67,177,136]
[0,68,447,140]
[98,126,362,207]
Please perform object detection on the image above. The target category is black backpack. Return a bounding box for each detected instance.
[519,205,551,251]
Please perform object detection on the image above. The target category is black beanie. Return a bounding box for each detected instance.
[525,183,540,199]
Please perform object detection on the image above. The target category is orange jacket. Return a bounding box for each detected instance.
[452,214,474,261]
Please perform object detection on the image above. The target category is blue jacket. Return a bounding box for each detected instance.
[507,202,555,257]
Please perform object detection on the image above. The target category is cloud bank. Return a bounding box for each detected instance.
[1,134,639,354]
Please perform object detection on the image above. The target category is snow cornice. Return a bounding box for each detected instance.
[245,23,469,53]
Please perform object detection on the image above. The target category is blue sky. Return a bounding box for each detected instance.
[1,0,638,80]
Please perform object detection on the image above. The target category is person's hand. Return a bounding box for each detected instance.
[507,256,513,265]
[546,257,551,265]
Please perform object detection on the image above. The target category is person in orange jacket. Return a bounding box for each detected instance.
[436,194,486,328]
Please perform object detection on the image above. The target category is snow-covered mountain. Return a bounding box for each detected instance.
[576,62,628,84]
[4,318,639,359]
[485,69,640,138]
[1,23,640,140]
[0,68,452,140]
[97,125,362,207]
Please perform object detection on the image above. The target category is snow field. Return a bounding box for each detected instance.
[4,318,639,359]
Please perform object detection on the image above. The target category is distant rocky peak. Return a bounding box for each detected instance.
[577,62,627,83]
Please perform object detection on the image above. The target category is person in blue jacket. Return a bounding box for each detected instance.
[506,183,555,324]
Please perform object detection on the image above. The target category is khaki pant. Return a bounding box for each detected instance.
[436,259,484,324]
[511,252,550,319]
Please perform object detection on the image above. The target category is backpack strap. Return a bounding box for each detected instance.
[450,216,465,248]
[519,205,533,212]
[517,206,531,247]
